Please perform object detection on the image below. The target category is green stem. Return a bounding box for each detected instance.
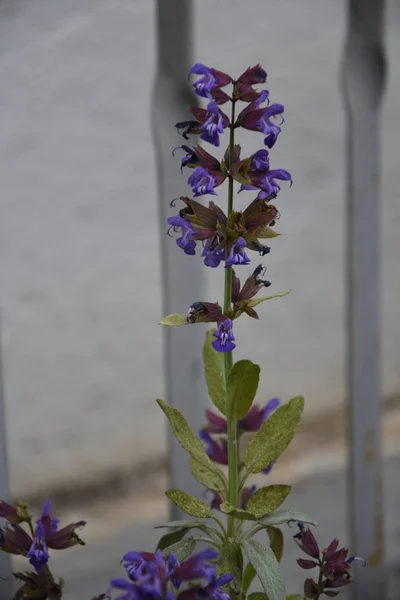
[224,99,238,538]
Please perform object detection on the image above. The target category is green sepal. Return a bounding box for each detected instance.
[220,501,257,521]
[243,539,286,600]
[258,227,281,239]
[257,509,318,528]
[157,400,212,468]
[165,490,211,519]
[267,526,284,563]
[157,527,188,551]
[163,537,196,562]
[203,329,226,415]
[244,396,304,474]
[242,562,257,595]
[159,314,188,326]
[246,485,291,518]
[189,457,227,494]
[226,359,260,420]
[247,289,292,308]
[220,539,243,588]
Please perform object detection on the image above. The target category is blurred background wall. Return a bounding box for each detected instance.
[0,0,399,498]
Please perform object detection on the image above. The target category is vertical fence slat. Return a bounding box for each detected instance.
[0,318,13,596]
[342,1,387,598]
[153,2,208,518]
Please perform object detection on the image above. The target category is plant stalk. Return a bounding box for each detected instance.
[224,99,238,538]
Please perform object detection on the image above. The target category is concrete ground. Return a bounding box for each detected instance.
[0,0,400,499]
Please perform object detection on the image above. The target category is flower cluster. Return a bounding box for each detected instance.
[294,523,366,598]
[200,398,280,509]
[167,62,292,352]
[0,498,85,599]
[110,548,232,600]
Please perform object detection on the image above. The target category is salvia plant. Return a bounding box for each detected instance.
[0,63,365,600]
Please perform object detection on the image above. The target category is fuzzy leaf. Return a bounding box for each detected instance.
[159,314,188,326]
[157,527,188,551]
[189,458,226,493]
[164,537,196,562]
[165,490,211,518]
[242,563,257,595]
[157,400,212,468]
[227,360,260,420]
[247,289,292,308]
[220,501,257,521]
[244,397,304,474]
[203,329,226,415]
[155,520,221,543]
[220,539,243,588]
[246,485,291,517]
[243,539,286,600]
[258,509,318,528]
[248,594,269,600]
[286,596,302,600]
[267,526,284,563]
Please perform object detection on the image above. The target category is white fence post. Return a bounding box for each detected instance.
[0,318,13,596]
[152,2,209,518]
[342,1,387,598]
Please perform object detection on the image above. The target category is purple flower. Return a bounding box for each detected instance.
[237,102,284,148]
[238,149,292,197]
[188,167,217,197]
[200,102,225,147]
[204,409,227,434]
[175,120,201,140]
[250,149,270,171]
[189,64,218,98]
[173,549,218,587]
[225,237,250,267]
[177,574,233,600]
[241,485,257,509]
[202,238,225,268]
[168,216,197,255]
[172,145,200,171]
[200,430,228,464]
[237,64,267,85]
[27,522,50,570]
[38,499,59,534]
[212,318,236,353]
[239,398,280,432]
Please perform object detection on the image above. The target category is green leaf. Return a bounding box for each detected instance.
[164,537,196,562]
[189,458,226,494]
[246,485,291,517]
[247,289,292,308]
[155,520,221,543]
[248,594,269,600]
[244,396,304,474]
[165,490,211,519]
[220,539,243,587]
[157,400,211,468]
[267,526,284,563]
[227,360,260,420]
[203,329,226,415]
[286,596,302,600]
[220,501,257,521]
[243,539,285,600]
[258,509,318,528]
[159,314,188,326]
[242,562,257,595]
[157,527,187,551]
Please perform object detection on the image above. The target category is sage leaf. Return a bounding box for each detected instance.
[159,314,188,326]
[157,527,187,551]
[189,458,226,493]
[258,509,318,528]
[164,537,196,561]
[165,490,211,519]
[227,360,260,420]
[244,397,304,473]
[247,289,291,308]
[243,539,285,600]
[246,485,291,517]
[220,501,257,521]
[220,539,243,588]
[242,562,257,595]
[267,526,284,563]
[203,329,226,414]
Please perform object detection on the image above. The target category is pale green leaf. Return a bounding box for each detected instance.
[220,501,257,521]
[159,314,188,326]
[246,485,291,517]
[155,520,221,543]
[258,228,281,239]
[267,526,284,563]
[242,562,257,595]
[227,360,260,420]
[157,527,187,551]
[203,329,226,415]
[157,400,211,468]
[165,490,211,519]
[286,595,302,600]
[164,537,196,562]
[243,539,286,600]
[258,509,318,529]
[244,397,304,474]
[220,539,243,587]
[248,594,269,600]
[189,458,226,494]
[247,289,292,308]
